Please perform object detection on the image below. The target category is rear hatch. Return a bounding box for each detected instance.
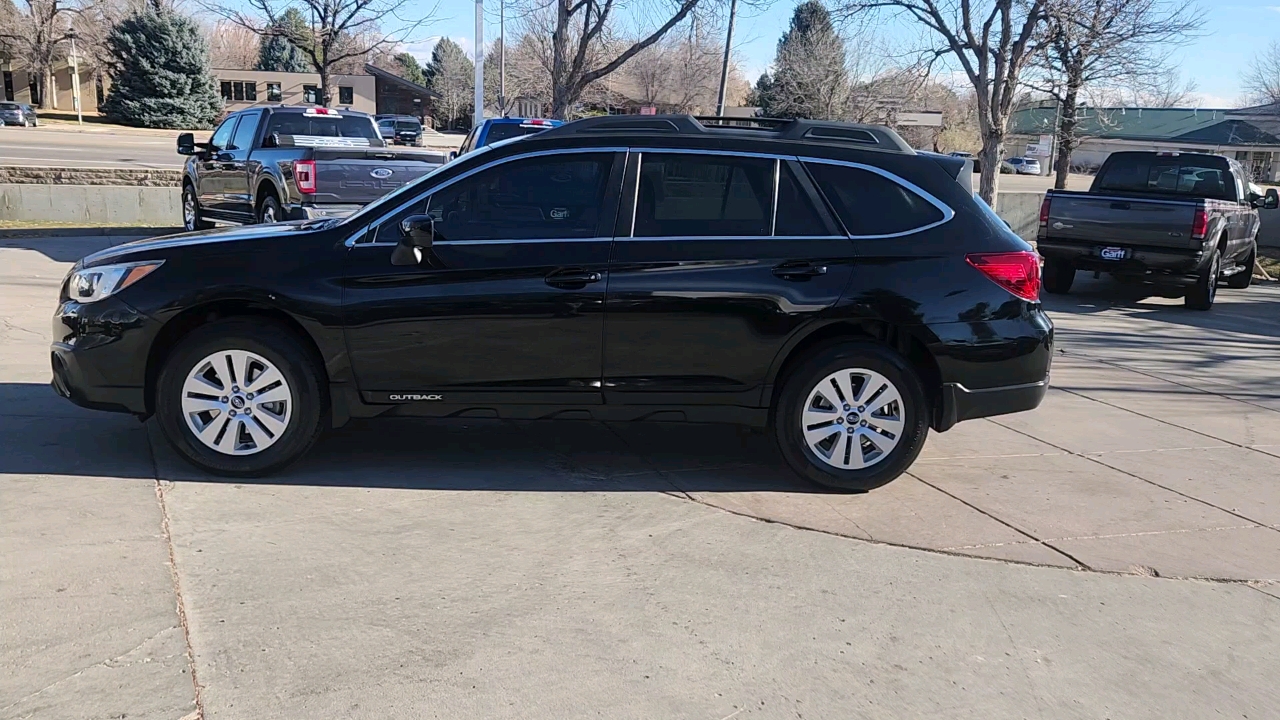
[310,148,446,204]
[1045,193,1201,249]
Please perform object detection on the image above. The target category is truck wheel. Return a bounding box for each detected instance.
[258,194,282,224]
[1042,258,1075,295]
[1185,249,1220,310]
[155,319,326,477]
[1225,246,1255,289]
[182,183,214,231]
[774,342,929,492]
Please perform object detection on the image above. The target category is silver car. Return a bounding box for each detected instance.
[0,102,37,127]
[1002,156,1042,175]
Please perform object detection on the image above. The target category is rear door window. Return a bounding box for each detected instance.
[805,162,944,237]
[633,153,774,237]
[775,163,829,236]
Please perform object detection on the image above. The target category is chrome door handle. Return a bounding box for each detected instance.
[545,269,602,287]
[773,262,828,280]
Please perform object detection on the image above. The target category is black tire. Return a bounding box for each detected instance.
[774,342,930,492]
[258,193,282,224]
[155,319,326,477]
[1042,257,1075,295]
[182,183,214,231]
[1225,244,1255,289]
[1185,248,1220,310]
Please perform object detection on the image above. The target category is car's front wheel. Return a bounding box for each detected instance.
[182,183,214,231]
[155,319,326,476]
[774,342,929,492]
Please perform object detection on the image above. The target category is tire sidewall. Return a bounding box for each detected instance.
[775,342,929,492]
[259,195,281,224]
[156,320,325,476]
[182,184,198,232]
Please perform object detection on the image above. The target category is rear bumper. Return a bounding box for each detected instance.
[938,379,1048,429]
[1039,238,1208,282]
[287,203,364,220]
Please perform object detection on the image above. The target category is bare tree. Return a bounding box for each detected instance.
[836,0,1047,202]
[0,0,76,108]
[206,18,261,69]
[622,25,723,112]
[208,0,436,106]
[1243,40,1280,106]
[1029,0,1202,188]
[1088,69,1199,108]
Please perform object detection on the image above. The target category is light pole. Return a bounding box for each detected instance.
[474,0,485,129]
[714,0,739,117]
[67,29,83,126]
[498,0,506,116]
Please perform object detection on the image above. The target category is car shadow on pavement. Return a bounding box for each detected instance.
[0,382,824,493]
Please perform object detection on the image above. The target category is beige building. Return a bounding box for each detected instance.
[1,59,100,112]
[212,69,377,114]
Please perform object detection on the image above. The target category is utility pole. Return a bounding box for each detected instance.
[715,0,739,116]
[68,29,83,126]
[474,0,484,128]
[499,0,506,116]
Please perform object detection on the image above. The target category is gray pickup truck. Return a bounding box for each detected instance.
[178,106,447,231]
[1038,151,1277,309]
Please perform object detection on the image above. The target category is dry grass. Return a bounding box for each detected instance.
[1258,248,1280,280]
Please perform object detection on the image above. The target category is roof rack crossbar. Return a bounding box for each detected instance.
[537,114,914,153]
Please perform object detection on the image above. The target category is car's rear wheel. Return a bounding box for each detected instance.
[155,319,326,476]
[182,183,214,231]
[258,194,282,224]
[1042,258,1075,295]
[1185,248,1220,310]
[774,342,929,492]
[1225,245,1255,289]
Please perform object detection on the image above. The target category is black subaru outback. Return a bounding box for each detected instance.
[51,115,1051,491]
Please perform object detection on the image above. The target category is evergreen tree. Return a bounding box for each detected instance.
[257,10,311,73]
[101,9,222,129]
[767,1,849,120]
[424,38,474,130]
[394,52,426,86]
[748,72,773,112]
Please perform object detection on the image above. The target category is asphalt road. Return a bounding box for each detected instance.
[0,125,460,170]
[2,233,1278,719]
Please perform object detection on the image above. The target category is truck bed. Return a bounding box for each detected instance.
[1042,190,1203,250]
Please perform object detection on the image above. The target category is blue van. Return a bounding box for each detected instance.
[451,118,563,159]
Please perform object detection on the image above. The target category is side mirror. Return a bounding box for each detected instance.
[177,132,196,155]
[1266,188,1279,210]
[390,215,434,266]
[448,150,457,161]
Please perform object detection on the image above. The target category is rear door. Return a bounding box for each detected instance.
[602,151,853,407]
[342,149,624,403]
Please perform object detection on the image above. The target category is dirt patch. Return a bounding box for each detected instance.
[1259,248,1280,280]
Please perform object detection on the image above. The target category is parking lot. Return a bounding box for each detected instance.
[2,233,1278,719]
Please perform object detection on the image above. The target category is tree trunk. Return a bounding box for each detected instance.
[318,67,331,107]
[549,0,571,120]
[977,131,1002,205]
[1054,82,1081,190]
[38,65,52,110]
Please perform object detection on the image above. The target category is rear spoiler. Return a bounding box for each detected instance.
[270,134,381,149]
[919,151,973,194]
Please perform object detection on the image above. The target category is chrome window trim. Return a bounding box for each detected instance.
[347,146,626,247]
[800,156,956,239]
[770,158,780,236]
[621,234,848,243]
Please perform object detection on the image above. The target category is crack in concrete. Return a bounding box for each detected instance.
[148,428,206,720]
[1059,349,1280,416]
[942,524,1263,551]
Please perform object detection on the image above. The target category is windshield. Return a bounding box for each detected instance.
[264,113,380,141]
[484,122,554,144]
[0,103,19,110]
[1094,153,1234,201]
[394,120,420,131]
[340,143,500,228]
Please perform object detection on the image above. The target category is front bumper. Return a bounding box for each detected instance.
[50,296,159,415]
[1038,238,1208,282]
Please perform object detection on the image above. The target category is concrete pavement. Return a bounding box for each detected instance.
[2,233,1279,719]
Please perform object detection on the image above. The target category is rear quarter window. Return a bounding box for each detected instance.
[805,162,945,237]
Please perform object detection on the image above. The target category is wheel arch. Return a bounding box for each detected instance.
[764,320,943,428]
[255,177,283,211]
[144,300,329,418]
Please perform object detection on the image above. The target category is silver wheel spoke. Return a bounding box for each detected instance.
[252,384,289,405]
[242,418,271,449]
[217,419,241,453]
[252,408,288,436]
[246,366,284,393]
[197,416,226,445]
[182,396,223,415]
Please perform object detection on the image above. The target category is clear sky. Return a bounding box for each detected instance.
[407,0,1280,108]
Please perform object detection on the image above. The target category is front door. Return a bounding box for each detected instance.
[199,116,238,214]
[223,109,262,220]
[342,150,624,405]
[603,152,855,407]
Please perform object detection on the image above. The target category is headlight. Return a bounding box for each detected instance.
[67,261,164,303]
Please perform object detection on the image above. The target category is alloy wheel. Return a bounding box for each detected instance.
[183,190,197,230]
[180,350,293,455]
[800,367,905,470]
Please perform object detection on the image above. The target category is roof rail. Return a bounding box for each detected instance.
[538,114,913,153]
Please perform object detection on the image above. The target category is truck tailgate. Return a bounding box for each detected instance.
[312,149,445,205]
[1047,194,1200,249]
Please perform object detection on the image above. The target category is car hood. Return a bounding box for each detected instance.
[79,219,339,267]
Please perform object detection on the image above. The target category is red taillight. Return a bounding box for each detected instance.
[1038,195,1051,226]
[966,251,1041,302]
[1190,207,1208,239]
[293,160,316,194]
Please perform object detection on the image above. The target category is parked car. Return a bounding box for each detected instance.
[1001,156,1041,175]
[377,115,423,146]
[1038,150,1276,309]
[178,106,447,230]
[451,117,563,159]
[0,102,37,127]
[56,114,1051,491]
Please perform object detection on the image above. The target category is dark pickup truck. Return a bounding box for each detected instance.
[178,106,447,231]
[1038,151,1278,309]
